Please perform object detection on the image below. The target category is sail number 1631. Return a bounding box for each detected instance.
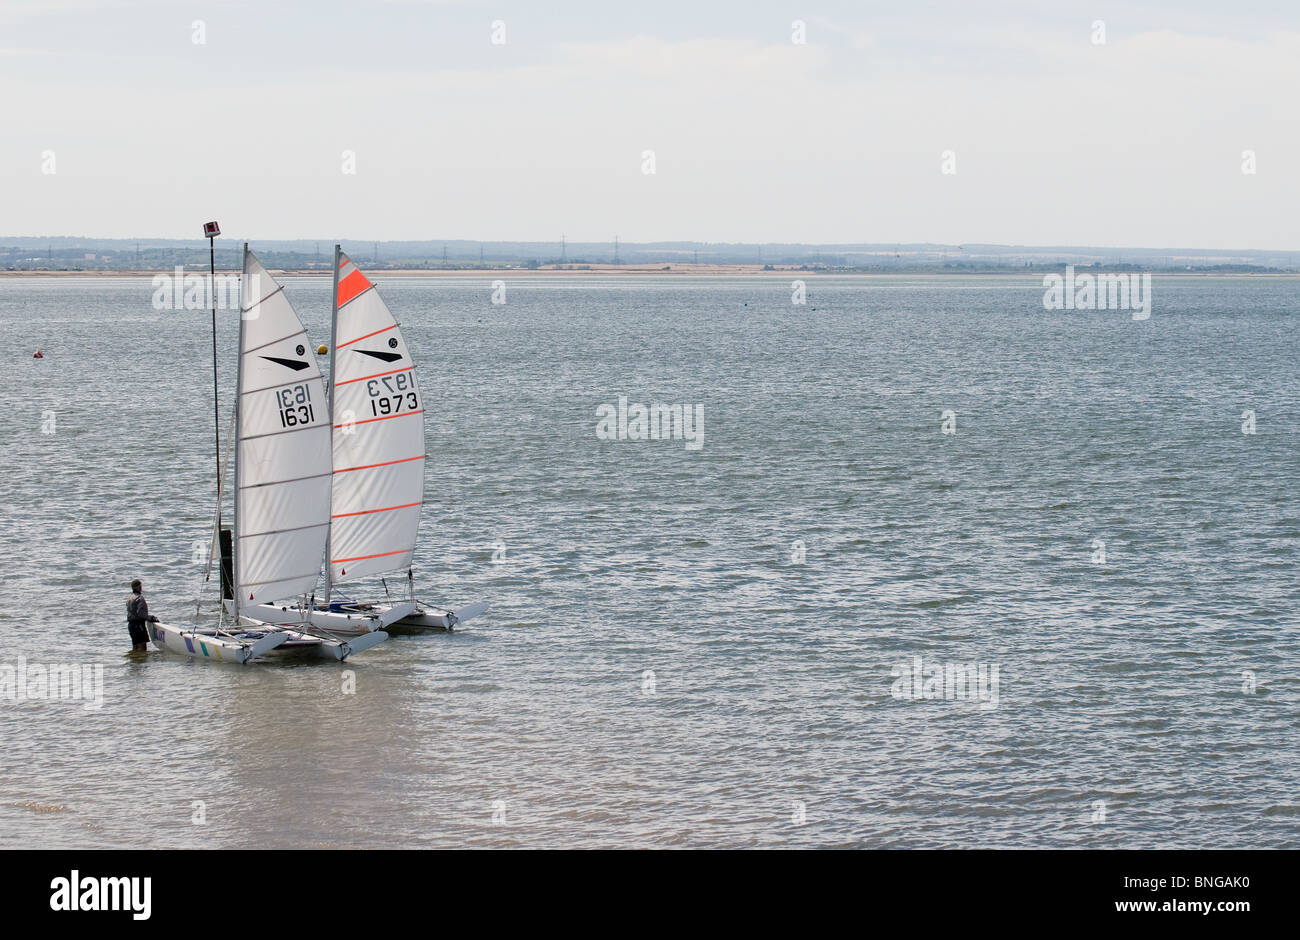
[276,383,316,427]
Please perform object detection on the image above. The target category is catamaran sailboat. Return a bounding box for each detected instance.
[149,242,388,662]
[244,246,486,636]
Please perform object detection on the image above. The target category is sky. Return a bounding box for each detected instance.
[3,0,1299,248]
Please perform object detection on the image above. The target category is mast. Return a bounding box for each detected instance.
[203,222,221,516]
[233,243,247,616]
[324,243,342,602]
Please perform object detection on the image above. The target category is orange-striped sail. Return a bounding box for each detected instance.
[326,248,426,589]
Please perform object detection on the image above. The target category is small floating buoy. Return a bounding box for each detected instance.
[33,350,44,359]
[317,344,328,354]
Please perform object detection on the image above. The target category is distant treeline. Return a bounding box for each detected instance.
[1,238,1296,273]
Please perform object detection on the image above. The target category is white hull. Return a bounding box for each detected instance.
[393,605,455,631]
[149,619,387,663]
[310,599,487,636]
[315,602,449,636]
[234,598,487,637]
[238,600,417,636]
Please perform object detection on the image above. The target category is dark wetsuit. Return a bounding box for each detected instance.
[126,593,155,645]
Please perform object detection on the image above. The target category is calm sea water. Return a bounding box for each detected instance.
[1,273,1297,848]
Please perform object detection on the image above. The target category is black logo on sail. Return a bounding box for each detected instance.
[261,356,310,371]
[355,348,402,363]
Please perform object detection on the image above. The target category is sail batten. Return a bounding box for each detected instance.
[326,249,425,587]
[235,249,332,610]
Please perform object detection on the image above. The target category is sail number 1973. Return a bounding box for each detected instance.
[367,372,418,417]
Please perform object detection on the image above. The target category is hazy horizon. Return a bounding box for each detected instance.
[5,235,1300,274]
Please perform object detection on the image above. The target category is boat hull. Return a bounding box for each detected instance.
[150,621,262,664]
[231,597,483,638]
[391,606,455,632]
[243,600,416,636]
[149,620,387,663]
[388,599,488,634]
[315,603,457,636]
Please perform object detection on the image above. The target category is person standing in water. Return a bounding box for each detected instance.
[126,579,158,651]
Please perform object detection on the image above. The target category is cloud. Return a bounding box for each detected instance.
[811,16,877,51]
[3,18,1298,246]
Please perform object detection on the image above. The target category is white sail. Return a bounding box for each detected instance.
[235,249,332,609]
[326,249,425,587]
